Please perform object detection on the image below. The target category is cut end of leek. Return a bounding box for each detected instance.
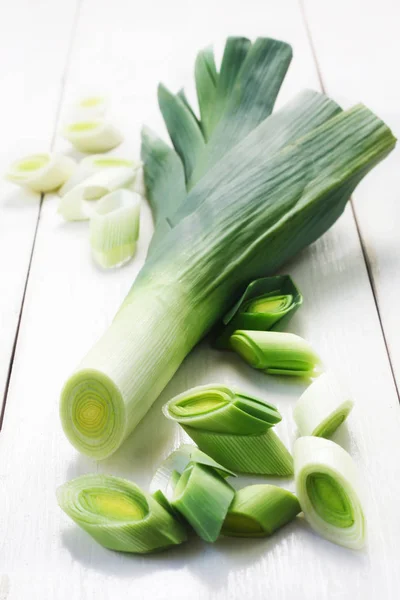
[222,484,300,537]
[63,120,123,153]
[230,331,321,377]
[5,153,76,193]
[57,474,187,553]
[294,436,366,549]
[293,372,354,438]
[73,95,108,118]
[90,189,140,269]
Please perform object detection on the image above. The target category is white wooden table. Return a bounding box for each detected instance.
[1,1,399,598]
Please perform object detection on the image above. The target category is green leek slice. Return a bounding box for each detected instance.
[5,153,76,193]
[222,484,300,537]
[214,275,302,348]
[63,119,123,153]
[293,373,354,437]
[89,190,140,269]
[57,474,187,553]
[72,95,108,118]
[230,331,321,377]
[294,436,366,549]
[171,463,234,542]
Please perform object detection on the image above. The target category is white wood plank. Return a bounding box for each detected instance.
[0,0,80,411]
[1,1,399,598]
[302,0,400,388]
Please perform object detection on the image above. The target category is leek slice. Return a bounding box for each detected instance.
[89,190,140,269]
[63,120,123,153]
[57,474,187,553]
[231,331,321,377]
[60,155,141,196]
[163,384,292,475]
[171,463,234,542]
[5,153,76,193]
[214,275,303,348]
[72,95,108,118]
[222,484,300,537]
[294,437,366,549]
[293,373,354,437]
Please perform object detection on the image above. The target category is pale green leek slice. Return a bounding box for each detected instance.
[63,119,123,153]
[230,331,321,377]
[293,373,354,437]
[171,463,234,542]
[72,95,108,118]
[89,190,140,269]
[294,436,366,549]
[57,474,187,553]
[5,153,76,193]
[222,484,300,537]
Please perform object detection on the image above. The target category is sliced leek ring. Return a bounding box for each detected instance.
[5,153,76,193]
[63,119,123,153]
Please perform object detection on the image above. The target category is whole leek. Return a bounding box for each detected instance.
[57,474,187,553]
[294,437,366,549]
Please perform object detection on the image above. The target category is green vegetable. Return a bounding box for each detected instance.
[60,35,395,459]
[222,484,300,537]
[89,190,141,269]
[194,46,218,140]
[6,152,76,193]
[63,119,123,153]
[230,331,321,377]
[293,373,354,437]
[294,436,366,549]
[214,275,302,348]
[171,463,235,542]
[163,384,292,475]
[57,474,187,553]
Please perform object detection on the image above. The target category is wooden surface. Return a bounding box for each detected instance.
[0,1,399,598]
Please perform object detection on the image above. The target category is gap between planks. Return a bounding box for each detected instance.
[298,0,400,403]
[0,0,85,429]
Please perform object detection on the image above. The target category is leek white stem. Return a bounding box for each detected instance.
[293,373,354,437]
[5,153,76,193]
[72,95,108,118]
[63,119,123,153]
[90,190,141,268]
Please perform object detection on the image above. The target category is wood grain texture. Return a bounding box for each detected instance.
[302,0,400,389]
[0,0,80,413]
[0,0,399,598]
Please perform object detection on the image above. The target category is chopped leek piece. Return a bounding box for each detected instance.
[72,95,108,118]
[57,474,187,553]
[89,190,140,269]
[293,373,354,438]
[60,154,141,196]
[63,119,123,153]
[5,153,76,193]
[163,384,292,475]
[230,331,321,377]
[171,463,234,542]
[222,484,300,537]
[214,275,303,348]
[294,436,366,549]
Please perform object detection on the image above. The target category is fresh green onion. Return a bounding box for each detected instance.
[89,190,140,269]
[214,275,302,348]
[163,384,292,475]
[57,474,187,553]
[230,331,321,377]
[294,436,366,549]
[63,119,123,153]
[60,36,395,459]
[171,463,234,542]
[222,484,300,537]
[5,153,76,193]
[293,373,354,437]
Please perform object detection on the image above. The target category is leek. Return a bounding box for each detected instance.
[294,436,366,549]
[5,153,76,193]
[163,384,293,475]
[171,463,234,542]
[72,95,108,118]
[60,36,395,460]
[230,331,321,377]
[214,275,302,348]
[89,190,141,269]
[293,373,354,437]
[57,474,187,553]
[194,46,218,140]
[222,484,300,538]
[63,120,123,153]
